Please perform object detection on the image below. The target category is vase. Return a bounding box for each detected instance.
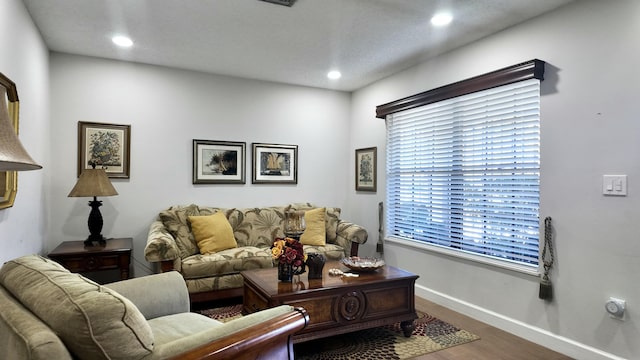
[278,262,293,282]
[306,253,325,279]
[278,262,306,282]
[284,210,306,239]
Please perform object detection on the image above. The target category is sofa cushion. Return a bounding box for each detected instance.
[288,203,340,243]
[181,246,273,279]
[302,243,347,261]
[198,206,287,248]
[185,273,246,293]
[148,312,223,349]
[159,204,200,258]
[189,212,238,254]
[0,286,73,360]
[325,207,341,241]
[0,255,154,360]
[300,207,326,246]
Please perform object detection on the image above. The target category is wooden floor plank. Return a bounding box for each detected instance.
[414,296,573,359]
[195,295,573,359]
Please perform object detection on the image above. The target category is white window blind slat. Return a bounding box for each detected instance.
[386,78,541,268]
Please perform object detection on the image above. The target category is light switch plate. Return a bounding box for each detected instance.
[603,175,627,196]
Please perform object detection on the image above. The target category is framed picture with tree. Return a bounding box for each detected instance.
[77,121,131,178]
[193,139,246,184]
[355,147,376,192]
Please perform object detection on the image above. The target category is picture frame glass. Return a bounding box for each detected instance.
[193,140,246,184]
[252,143,297,184]
[356,147,377,192]
[78,121,130,178]
[0,74,19,209]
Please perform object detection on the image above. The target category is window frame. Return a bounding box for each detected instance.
[377,60,545,275]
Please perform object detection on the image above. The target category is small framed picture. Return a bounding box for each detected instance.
[78,121,131,178]
[252,143,298,184]
[193,140,246,184]
[355,147,376,192]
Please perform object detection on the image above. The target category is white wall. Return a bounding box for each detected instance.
[349,1,640,359]
[48,53,352,276]
[0,0,49,262]
[6,0,639,358]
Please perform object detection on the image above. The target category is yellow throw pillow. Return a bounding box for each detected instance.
[300,207,326,246]
[189,212,237,254]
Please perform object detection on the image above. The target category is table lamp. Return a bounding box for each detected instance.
[68,163,118,246]
[0,74,41,171]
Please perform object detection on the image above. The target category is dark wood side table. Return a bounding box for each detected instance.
[48,238,133,283]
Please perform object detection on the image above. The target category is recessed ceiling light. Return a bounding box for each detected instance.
[430,13,453,27]
[327,70,342,80]
[112,35,133,47]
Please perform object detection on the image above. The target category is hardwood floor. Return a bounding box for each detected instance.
[414,296,573,360]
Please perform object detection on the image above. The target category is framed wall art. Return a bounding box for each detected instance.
[252,143,297,184]
[355,147,376,192]
[193,139,246,184]
[0,72,20,209]
[77,121,131,178]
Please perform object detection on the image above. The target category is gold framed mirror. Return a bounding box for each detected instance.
[0,73,20,209]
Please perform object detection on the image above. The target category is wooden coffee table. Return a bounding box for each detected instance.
[242,261,419,343]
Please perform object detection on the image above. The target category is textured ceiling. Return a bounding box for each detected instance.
[22,0,574,91]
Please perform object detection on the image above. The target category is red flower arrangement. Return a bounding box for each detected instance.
[271,237,306,267]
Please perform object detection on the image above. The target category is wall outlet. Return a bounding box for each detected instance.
[605,297,626,320]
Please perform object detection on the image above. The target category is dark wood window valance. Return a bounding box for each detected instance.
[375,59,545,119]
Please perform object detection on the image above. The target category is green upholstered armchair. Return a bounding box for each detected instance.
[0,255,308,360]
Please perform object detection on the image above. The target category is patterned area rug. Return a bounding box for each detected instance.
[198,304,479,359]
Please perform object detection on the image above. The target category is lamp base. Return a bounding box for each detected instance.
[84,235,107,247]
[84,198,107,247]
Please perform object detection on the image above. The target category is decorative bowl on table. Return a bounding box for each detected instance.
[341,256,385,272]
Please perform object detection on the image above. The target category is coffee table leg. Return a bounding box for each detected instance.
[400,320,415,337]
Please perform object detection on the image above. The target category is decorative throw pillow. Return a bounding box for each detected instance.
[189,212,237,254]
[324,207,341,242]
[300,207,326,246]
[159,204,200,258]
[287,203,341,243]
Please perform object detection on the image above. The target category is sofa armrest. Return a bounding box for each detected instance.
[169,306,309,360]
[105,271,190,320]
[335,221,368,256]
[144,220,180,263]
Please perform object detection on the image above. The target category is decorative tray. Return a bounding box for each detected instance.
[341,257,385,272]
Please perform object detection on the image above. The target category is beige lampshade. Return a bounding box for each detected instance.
[0,86,42,171]
[68,167,118,197]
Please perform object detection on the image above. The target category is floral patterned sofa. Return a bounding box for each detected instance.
[144,203,368,303]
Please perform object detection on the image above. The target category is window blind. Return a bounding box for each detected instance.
[386,78,540,268]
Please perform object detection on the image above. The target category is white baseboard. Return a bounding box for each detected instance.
[415,285,626,360]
